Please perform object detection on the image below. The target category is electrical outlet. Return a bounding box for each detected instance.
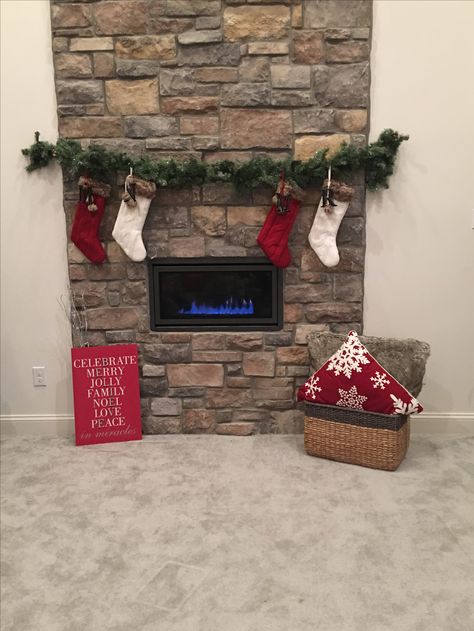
[32,366,47,387]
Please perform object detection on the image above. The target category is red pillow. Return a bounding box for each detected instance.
[298,331,423,415]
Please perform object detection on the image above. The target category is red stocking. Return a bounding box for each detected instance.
[257,198,301,268]
[71,177,111,264]
[257,174,303,268]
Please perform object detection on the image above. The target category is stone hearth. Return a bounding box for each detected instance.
[52,0,370,434]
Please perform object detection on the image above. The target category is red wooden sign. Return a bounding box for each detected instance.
[71,344,142,446]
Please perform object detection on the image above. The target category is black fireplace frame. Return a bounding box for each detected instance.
[148,257,283,332]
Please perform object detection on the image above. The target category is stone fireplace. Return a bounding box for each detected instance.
[52,0,370,434]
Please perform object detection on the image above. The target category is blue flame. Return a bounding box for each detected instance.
[178,298,254,316]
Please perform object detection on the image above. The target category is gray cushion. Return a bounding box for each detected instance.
[307,332,430,397]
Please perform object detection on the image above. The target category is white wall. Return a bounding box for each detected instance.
[366,0,474,421]
[0,0,73,433]
[1,0,472,434]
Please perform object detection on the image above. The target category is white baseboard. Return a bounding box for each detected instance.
[411,412,474,434]
[1,412,473,437]
[0,414,75,437]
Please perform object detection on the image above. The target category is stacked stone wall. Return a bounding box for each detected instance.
[52,0,372,434]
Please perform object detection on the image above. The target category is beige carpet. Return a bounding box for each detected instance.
[1,434,473,631]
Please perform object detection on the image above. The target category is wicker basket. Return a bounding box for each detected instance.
[304,402,410,471]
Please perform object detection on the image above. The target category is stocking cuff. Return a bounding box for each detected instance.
[78,177,111,198]
[126,175,157,199]
[322,179,354,202]
[276,181,305,202]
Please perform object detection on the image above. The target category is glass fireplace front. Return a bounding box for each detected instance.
[148,258,283,331]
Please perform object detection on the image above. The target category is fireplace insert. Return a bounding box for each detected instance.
[148,258,283,331]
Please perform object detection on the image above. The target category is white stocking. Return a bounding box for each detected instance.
[112,175,156,262]
[308,179,354,268]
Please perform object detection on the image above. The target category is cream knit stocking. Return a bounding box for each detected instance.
[308,179,354,268]
[112,175,156,262]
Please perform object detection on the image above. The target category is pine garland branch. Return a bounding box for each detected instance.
[22,129,408,192]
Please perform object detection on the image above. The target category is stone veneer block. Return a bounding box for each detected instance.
[169,236,205,257]
[294,324,329,345]
[105,79,159,115]
[94,1,149,35]
[161,96,219,115]
[94,53,115,78]
[151,397,182,416]
[86,308,139,330]
[115,35,176,60]
[192,207,226,236]
[248,42,289,55]
[180,116,219,135]
[305,303,363,323]
[227,207,267,226]
[55,54,92,79]
[221,109,292,149]
[223,5,290,42]
[142,365,166,377]
[243,352,276,377]
[313,63,370,108]
[56,80,103,105]
[178,43,241,66]
[183,409,215,433]
[207,389,253,408]
[304,0,372,29]
[227,333,263,351]
[276,347,309,365]
[152,0,221,17]
[159,68,195,95]
[178,29,223,45]
[293,31,325,64]
[51,4,91,29]
[70,37,114,52]
[271,90,312,108]
[335,110,368,133]
[239,57,270,83]
[221,83,271,107]
[192,351,242,363]
[194,67,238,83]
[116,60,160,78]
[293,108,337,134]
[196,17,221,30]
[124,116,178,138]
[292,4,303,28]
[271,65,311,89]
[192,334,226,350]
[294,134,351,161]
[325,40,370,63]
[142,417,181,434]
[167,365,224,387]
[284,284,333,303]
[59,117,122,138]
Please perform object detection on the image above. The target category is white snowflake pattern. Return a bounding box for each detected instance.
[390,394,420,415]
[336,385,368,410]
[326,331,370,379]
[305,375,322,400]
[370,371,391,390]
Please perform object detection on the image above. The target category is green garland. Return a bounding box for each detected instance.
[22,129,408,191]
